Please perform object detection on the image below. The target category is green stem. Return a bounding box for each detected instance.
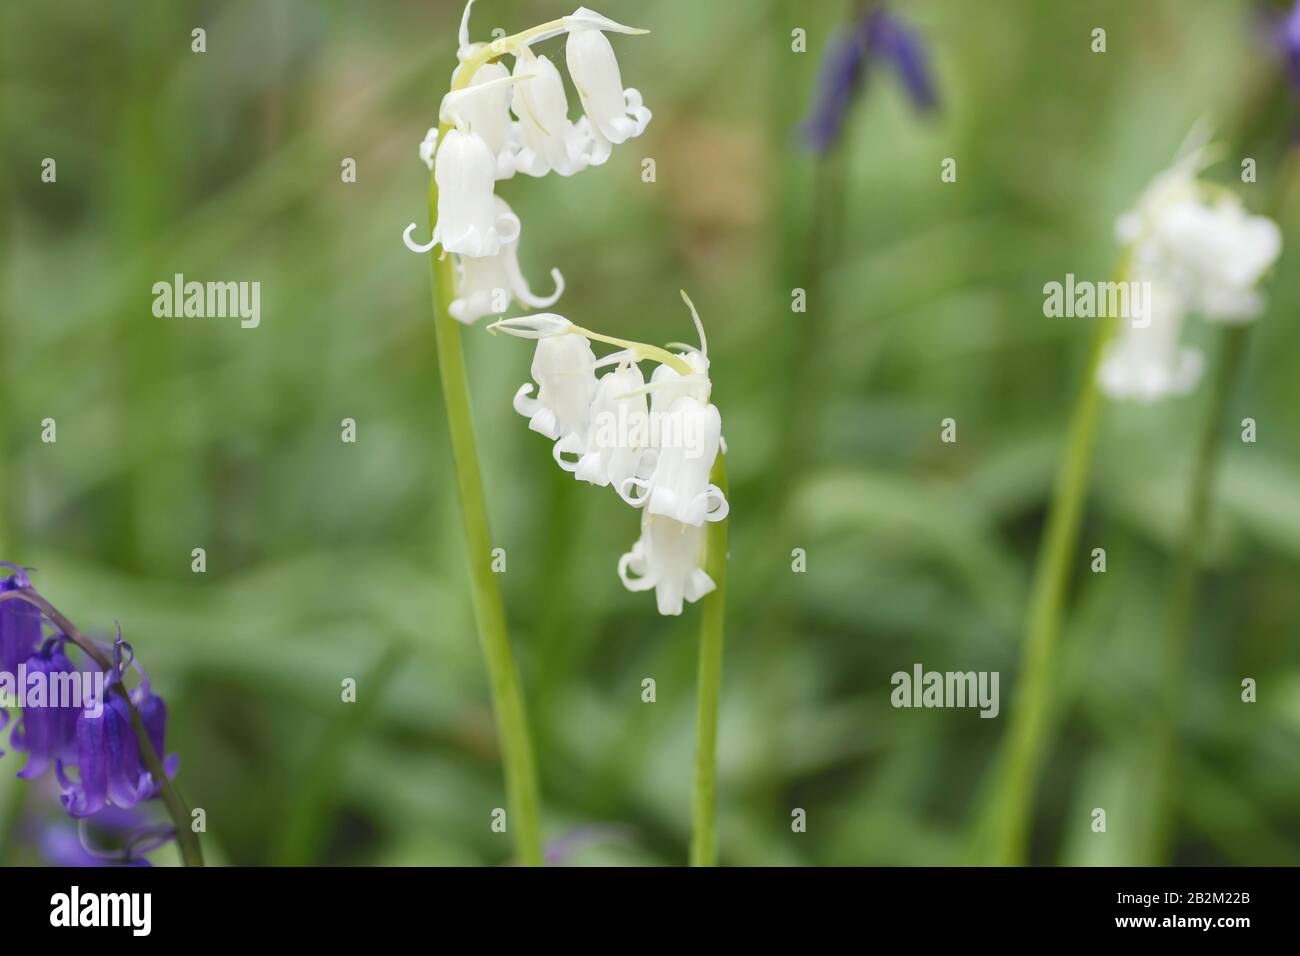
[982,314,1115,865]
[0,590,204,867]
[1151,325,1247,862]
[427,175,543,867]
[690,456,729,867]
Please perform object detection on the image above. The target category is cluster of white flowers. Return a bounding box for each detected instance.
[493,305,729,616]
[403,2,652,324]
[1100,141,1282,402]
[405,3,727,616]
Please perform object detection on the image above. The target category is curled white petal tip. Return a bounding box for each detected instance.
[402,222,438,254]
[566,7,649,34]
[488,314,573,338]
[516,268,565,310]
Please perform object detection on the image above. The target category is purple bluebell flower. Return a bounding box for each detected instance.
[0,564,41,675]
[801,18,873,153]
[800,4,938,153]
[865,7,938,112]
[8,640,83,780]
[1277,1,1300,93]
[57,664,178,819]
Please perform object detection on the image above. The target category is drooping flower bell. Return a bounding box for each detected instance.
[566,11,652,166]
[557,360,649,489]
[424,126,522,258]
[0,564,41,675]
[618,512,716,616]
[58,660,178,819]
[511,49,594,177]
[510,317,598,444]
[450,196,565,323]
[8,639,83,781]
[448,60,520,180]
[801,4,937,153]
[618,395,728,526]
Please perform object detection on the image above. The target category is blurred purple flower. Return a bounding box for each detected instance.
[56,662,178,819]
[8,641,82,780]
[1278,1,1300,93]
[801,5,938,153]
[865,7,938,111]
[543,823,635,865]
[0,564,41,675]
[37,805,162,867]
[1,564,182,865]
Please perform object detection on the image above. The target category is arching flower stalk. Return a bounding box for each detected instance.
[981,131,1280,865]
[491,294,731,864]
[404,1,653,867]
[0,565,202,867]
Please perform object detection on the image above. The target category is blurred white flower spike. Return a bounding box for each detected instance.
[1101,134,1282,402]
[491,293,727,616]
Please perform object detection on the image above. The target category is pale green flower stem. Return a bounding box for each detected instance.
[428,155,543,867]
[982,313,1116,865]
[1150,324,1247,861]
[690,456,729,866]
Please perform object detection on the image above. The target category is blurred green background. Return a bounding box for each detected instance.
[1,0,1298,866]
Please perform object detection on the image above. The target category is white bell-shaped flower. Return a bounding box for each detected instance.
[512,324,597,443]
[618,395,727,526]
[446,61,518,180]
[553,362,648,487]
[1117,141,1281,324]
[1140,196,1281,322]
[566,10,652,165]
[450,197,564,323]
[511,51,592,177]
[428,127,519,258]
[618,512,716,616]
[1098,276,1202,402]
